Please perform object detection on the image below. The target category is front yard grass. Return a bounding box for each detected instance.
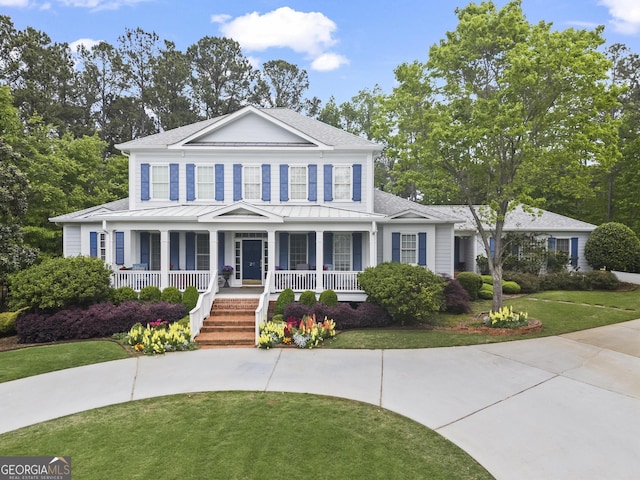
[326,288,640,349]
[0,391,494,480]
[0,340,131,383]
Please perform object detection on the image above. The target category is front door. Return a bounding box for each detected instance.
[242,239,262,283]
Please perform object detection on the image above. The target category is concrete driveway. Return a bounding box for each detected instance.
[1,319,639,480]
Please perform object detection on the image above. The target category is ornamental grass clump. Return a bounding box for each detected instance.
[258,314,335,349]
[484,306,528,329]
[125,319,197,355]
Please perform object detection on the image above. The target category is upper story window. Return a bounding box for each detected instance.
[196,166,215,200]
[333,166,352,200]
[290,166,307,201]
[151,165,169,200]
[243,166,261,200]
[401,233,417,264]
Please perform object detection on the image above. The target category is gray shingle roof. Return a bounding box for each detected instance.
[115,107,381,151]
[49,198,130,222]
[373,189,462,222]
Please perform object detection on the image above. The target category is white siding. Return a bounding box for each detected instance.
[195,114,308,144]
[63,225,81,257]
[435,224,454,277]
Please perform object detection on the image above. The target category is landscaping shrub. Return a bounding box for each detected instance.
[539,271,585,291]
[318,289,338,307]
[502,281,521,294]
[456,272,483,300]
[111,286,138,304]
[182,286,199,312]
[0,310,23,336]
[8,256,112,311]
[584,222,640,272]
[15,301,186,344]
[584,270,619,290]
[481,275,493,284]
[283,302,311,321]
[479,283,493,300]
[310,302,392,330]
[271,314,284,323]
[299,290,317,307]
[161,286,183,304]
[274,288,295,315]
[139,286,162,302]
[443,279,472,314]
[357,263,445,324]
[503,271,540,293]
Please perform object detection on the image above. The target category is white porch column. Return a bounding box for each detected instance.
[315,230,324,293]
[160,230,169,289]
[209,229,218,287]
[102,220,113,269]
[268,229,276,292]
[369,222,378,268]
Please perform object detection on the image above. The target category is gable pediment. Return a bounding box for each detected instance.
[178,107,319,148]
[388,209,434,220]
[197,202,283,223]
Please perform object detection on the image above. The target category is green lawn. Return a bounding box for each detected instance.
[0,340,131,383]
[327,288,640,349]
[0,391,493,480]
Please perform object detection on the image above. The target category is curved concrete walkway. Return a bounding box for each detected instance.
[2,320,640,480]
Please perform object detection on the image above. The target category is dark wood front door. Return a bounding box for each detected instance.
[242,239,262,282]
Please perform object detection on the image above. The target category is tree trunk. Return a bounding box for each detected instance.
[491,263,503,312]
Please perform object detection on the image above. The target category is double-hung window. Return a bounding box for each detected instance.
[555,238,570,255]
[333,233,352,271]
[196,233,210,270]
[290,166,307,200]
[333,166,352,200]
[98,233,106,261]
[243,166,261,200]
[150,165,169,200]
[196,166,215,200]
[290,234,308,267]
[401,233,417,264]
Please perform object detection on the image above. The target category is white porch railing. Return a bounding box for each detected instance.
[273,270,361,293]
[255,270,273,346]
[190,276,218,338]
[111,270,210,292]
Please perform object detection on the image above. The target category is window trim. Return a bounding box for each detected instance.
[333,165,352,201]
[195,165,216,200]
[150,164,170,200]
[243,165,262,201]
[400,233,418,264]
[289,165,308,201]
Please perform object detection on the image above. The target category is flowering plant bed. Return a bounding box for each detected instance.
[484,306,529,329]
[258,314,336,349]
[122,319,197,355]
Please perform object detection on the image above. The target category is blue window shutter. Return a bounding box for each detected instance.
[169,163,179,200]
[140,232,150,268]
[115,231,125,265]
[141,164,150,201]
[262,164,271,201]
[418,232,427,266]
[308,232,316,267]
[279,233,289,270]
[571,237,579,267]
[308,164,317,201]
[186,164,195,201]
[214,164,224,201]
[353,232,362,270]
[90,231,98,258]
[352,164,362,201]
[218,232,225,273]
[170,232,180,270]
[324,164,333,201]
[489,237,496,259]
[392,232,400,262]
[233,164,242,201]
[280,164,289,201]
[185,232,195,270]
[547,236,556,251]
[323,232,333,266]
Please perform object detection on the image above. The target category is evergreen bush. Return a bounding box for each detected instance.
[139,286,162,302]
[274,288,295,315]
[182,286,199,312]
[111,286,138,305]
[299,290,317,307]
[479,283,493,300]
[456,272,483,300]
[584,222,640,272]
[502,281,521,294]
[161,286,183,304]
[318,289,338,307]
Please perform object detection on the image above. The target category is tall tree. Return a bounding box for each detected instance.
[383,1,619,310]
[187,36,264,117]
[260,59,310,111]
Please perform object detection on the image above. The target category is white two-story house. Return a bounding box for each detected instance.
[50,106,460,303]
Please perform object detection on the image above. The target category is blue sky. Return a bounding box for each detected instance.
[3,0,640,104]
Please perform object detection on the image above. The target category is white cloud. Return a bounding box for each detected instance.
[0,0,30,6]
[59,0,151,11]
[311,52,349,72]
[216,6,348,71]
[69,37,101,52]
[210,14,231,24]
[598,0,640,34]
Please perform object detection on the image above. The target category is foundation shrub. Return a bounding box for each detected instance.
[283,302,311,321]
[298,290,317,307]
[539,271,585,291]
[274,288,295,315]
[318,289,338,307]
[15,301,186,343]
[111,286,138,304]
[0,310,25,336]
[160,286,183,304]
[310,302,392,330]
[139,286,162,302]
[182,286,199,312]
[502,281,521,294]
[503,272,540,293]
[583,270,620,290]
[479,283,493,300]
[456,272,483,300]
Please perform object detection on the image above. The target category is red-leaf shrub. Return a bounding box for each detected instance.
[443,279,472,314]
[311,302,392,330]
[283,302,311,321]
[15,301,186,344]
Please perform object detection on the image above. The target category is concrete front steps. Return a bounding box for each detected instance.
[195,297,259,348]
